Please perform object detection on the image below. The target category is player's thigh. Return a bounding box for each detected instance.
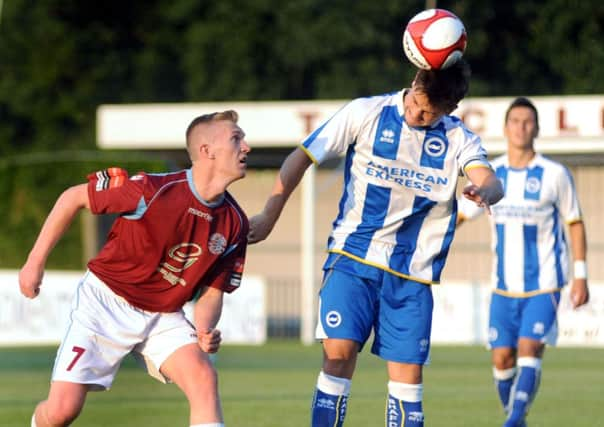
[134,310,199,384]
[315,269,378,346]
[373,276,433,364]
[488,293,521,349]
[519,292,560,342]
[53,273,144,390]
[160,343,217,397]
[45,381,89,417]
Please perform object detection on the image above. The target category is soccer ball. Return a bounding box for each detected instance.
[402,9,467,70]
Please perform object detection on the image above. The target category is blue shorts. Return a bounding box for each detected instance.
[488,291,561,349]
[316,254,433,364]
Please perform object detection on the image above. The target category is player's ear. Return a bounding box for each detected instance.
[202,144,215,160]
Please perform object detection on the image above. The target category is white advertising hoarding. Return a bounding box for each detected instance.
[0,270,266,346]
[97,95,604,154]
[431,282,604,347]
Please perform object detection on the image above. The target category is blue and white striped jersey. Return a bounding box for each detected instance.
[301,90,490,284]
[458,153,582,295]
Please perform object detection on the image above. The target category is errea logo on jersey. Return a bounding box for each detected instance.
[380,129,396,144]
[188,207,213,222]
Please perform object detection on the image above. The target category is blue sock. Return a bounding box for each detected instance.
[504,358,541,427]
[493,367,517,412]
[311,371,350,427]
[387,381,424,427]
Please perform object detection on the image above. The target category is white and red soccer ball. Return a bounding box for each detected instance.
[403,9,467,70]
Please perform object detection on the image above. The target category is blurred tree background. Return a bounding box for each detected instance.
[1,0,603,268]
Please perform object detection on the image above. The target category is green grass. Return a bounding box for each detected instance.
[1,342,603,426]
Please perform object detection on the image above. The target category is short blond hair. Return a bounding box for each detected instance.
[185,110,239,153]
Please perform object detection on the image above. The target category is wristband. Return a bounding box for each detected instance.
[574,260,587,280]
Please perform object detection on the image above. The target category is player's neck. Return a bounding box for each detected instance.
[191,166,227,204]
[507,147,536,169]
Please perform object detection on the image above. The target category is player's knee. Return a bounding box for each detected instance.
[323,356,356,378]
[492,350,516,370]
[44,398,83,426]
[182,359,219,399]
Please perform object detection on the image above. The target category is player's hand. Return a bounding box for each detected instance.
[570,279,589,308]
[18,261,44,299]
[198,328,222,353]
[462,184,492,214]
[248,213,275,244]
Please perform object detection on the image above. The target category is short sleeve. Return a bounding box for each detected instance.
[204,241,247,294]
[556,166,582,223]
[301,98,365,164]
[87,168,145,214]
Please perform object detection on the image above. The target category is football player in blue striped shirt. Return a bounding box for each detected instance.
[458,97,590,427]
[249,59,503,427]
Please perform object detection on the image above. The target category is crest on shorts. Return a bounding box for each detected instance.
[208,233,227,255]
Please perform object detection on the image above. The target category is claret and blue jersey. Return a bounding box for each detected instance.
[459,153,582,295]
[301,90,490,284]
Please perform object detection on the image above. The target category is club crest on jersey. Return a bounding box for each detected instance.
[525,177,541,193]
[208,233,227,255]
[423,137,447,157]
[380,129,396,144]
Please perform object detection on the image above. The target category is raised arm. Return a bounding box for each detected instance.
[462,166,504,213]
[19,184,90,298]
[248,147,314,243]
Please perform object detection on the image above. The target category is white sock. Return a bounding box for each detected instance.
[190,424,224,427]
[317,370,351,395]
[388,381,423,402]
[31,413,37,427]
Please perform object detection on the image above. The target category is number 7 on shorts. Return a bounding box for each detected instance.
[66,346,86,371]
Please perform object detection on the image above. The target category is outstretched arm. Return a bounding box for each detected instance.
[19,183,90,299]
[248,147,314,243]
[568,220,589,308]
[462,166,504,214]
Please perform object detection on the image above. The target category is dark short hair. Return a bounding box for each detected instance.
[413,59,471,112]
[505,97,539,128]
[185,110,239,143]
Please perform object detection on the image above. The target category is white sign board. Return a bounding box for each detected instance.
[97,95,604,154]
[431,282,604,347]
[0,270,266,346]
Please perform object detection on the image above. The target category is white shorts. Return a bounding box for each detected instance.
[51,270,198,390]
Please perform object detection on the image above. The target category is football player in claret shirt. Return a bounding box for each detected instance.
[248,59,503,427]
[457,97,589,427]
[19,110,250,427]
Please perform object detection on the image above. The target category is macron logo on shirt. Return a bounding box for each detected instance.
[188,207,213,222]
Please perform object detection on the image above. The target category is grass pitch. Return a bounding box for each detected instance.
[1,341,603,426]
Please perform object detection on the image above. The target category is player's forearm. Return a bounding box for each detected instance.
[26,184,90,266]
[569,221,587,262]
[261,148,313,223]
[194,287,224,331]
